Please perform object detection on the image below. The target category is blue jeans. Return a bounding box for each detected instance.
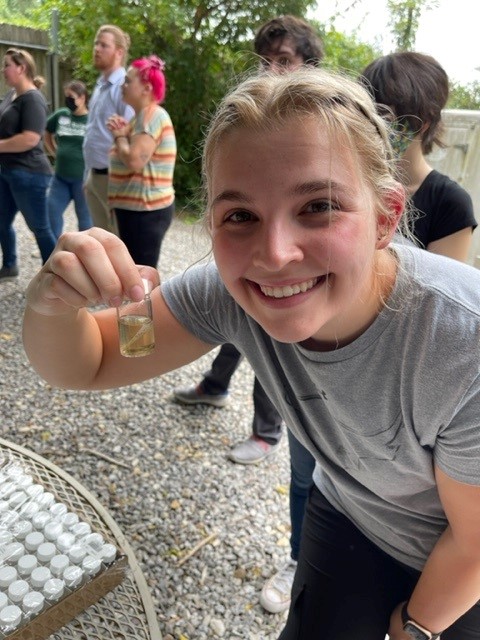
[48,174,92,239]
[288,429,315,560]
[0,168,55,267]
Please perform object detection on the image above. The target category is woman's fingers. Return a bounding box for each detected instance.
[26,229,153,315]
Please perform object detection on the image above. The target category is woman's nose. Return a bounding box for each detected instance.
[252,223,303,270]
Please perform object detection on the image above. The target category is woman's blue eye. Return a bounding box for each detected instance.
[305,200,332,214]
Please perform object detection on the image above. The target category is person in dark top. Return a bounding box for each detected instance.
[0,48,55,280]
[360,51,476,261]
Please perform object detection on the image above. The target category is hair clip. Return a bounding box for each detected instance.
[148,55,165,72]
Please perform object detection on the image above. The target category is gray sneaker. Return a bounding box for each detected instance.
[260,559,297,614]
[227,436,279,465]
[173,384,229,408]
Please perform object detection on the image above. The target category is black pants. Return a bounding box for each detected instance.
[114,203,174,268]
[202,343,282,445]
[279,486,480,640]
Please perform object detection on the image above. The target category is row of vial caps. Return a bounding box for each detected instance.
[0,458,120,636]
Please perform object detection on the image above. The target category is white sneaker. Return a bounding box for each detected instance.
[259,559,297,614]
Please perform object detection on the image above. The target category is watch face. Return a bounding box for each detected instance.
[403,621,431,640]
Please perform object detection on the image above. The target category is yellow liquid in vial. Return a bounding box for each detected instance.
[118,315,155,357]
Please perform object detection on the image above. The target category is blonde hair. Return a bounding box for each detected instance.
[96,25,131,66]
[202,68,407,236]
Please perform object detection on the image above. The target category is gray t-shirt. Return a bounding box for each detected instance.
[162,245,480,570]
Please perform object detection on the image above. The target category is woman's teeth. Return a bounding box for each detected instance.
[260,278,318,299]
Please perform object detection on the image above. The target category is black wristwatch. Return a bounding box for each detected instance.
[401,602,441,640]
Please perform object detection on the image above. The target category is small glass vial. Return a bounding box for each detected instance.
[98,543,117,565]
[117,278,155,357]
[82,555,102,578]
[56,532,76,553]
[25,531,45,553]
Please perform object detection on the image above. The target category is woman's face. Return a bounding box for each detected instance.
[209,116,399,350]
[3,55,23,87]
[121,67,145,108]
[64,90,84,112]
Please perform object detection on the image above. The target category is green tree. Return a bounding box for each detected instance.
[386,0,438,51]
[36,0,317,207]
[448,81,480,110]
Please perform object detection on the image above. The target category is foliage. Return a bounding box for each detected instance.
[386,0,438,51]
[320,26,380,78]
[448,81,480,110]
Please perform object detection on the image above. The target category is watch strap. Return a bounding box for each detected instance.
[401,602,441,640]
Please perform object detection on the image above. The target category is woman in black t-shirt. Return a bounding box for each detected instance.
[0,48,55,280]
[360,52,477,262]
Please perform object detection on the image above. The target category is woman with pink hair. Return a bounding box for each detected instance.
[107,55,176,267]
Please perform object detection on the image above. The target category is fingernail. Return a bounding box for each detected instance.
[130,285,144,301]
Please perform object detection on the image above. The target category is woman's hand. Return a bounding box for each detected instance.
[107,114,130,138]
[25,228,159,317]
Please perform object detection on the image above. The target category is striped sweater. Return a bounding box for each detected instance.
[108,105,176,211]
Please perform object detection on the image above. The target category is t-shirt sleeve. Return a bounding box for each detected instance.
[20,92,47,135]
[161,262,241,345]
[434,374,480,485]
[134,108,169,145]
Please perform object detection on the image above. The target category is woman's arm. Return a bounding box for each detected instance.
[113,131,156,172]
[43,130,57,157]
[0,130,41,153]
[427,227,474,262]
[388,466,480,638]
[23,229,214,391]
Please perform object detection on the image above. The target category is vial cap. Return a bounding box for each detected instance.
[68,544,87,564]
[32,511,52,530]
[19,501,40,519]
[25,531,44,551]
[49,502,68,518]
[0,529,13,545]
[99,543,117,564]
[17,554,38,576]
[37,542,56,563]
[8,580,29,603]
[72,522,91,538]
[50,554,69,577]
[8,491,27,508]
[0,604,22,628]
[30,566,51,589]
[36,492,55,509]
[61,512,79,529]
[84,532,104,550]
[0,593,7,610]
[43,577,65,600]
[25,484,44,499]
[44,521,63,541]
[22,590,44,615]
[12,519,33,540]
[63,565,83,588]
[0,565,18,587]
[56,532,75,552]
[4,542,25,563]
[82,555,101,576]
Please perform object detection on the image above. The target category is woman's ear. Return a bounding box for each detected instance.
[376,183,405,249]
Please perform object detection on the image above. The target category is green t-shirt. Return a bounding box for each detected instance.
[46,108,88,179]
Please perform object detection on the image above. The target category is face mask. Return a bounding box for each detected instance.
[389,119,416,157]
[65,96,77,112]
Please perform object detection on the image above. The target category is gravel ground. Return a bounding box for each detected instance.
[0,208,292,639]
